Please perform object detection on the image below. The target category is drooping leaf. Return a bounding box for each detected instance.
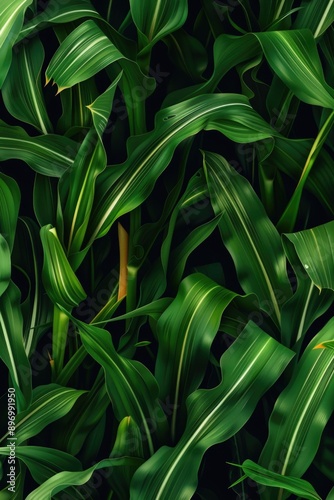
[25,457,143,500]
[0,446,82,484]
[87,93,279,247]
[0,385,86,445]
[259,317,334,499]
[0,0,33,88]
[2,36,52,133]
[232,459,321,500]
[203,151,292,326]
[0,121,78,176]
[130,323,294,499]
[45,20,124,92]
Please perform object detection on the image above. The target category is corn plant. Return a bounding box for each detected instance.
[1,0,334,498]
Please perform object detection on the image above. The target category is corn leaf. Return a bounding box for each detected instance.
[65,315,169,456]
[87,93,278,246]
[233,459,321,500]
[2,37,52,134]
[0,446,82,484]
[129,0,188,51]
[18,0,101,42]
[0,173,20,252]
[294,0,334,38]
[45,20,124,91]
[0,385,86,445]
[0,0,33,87]
[259,317,334,499]
[203,151,292,326]
[40,225,86,309]
[0,281,32,412]
[25,457,143,500]
[87,71,122,138]
[155,273,258,440]
[0,235,10,298]
[0,121,78,176]
[283,221,334,292]
[59,129,107,259]
[130,323,294,499]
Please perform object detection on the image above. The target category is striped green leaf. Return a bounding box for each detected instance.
[2,37,52,134]
[0,235,10,298]
[294,0,334,38]
[0,173,20,253]
[155,273,257,441]
[87,93,278,246]
[87,72,122,138]
[0,0,33,87]
[0,385,86,446]
[233,459,321,500]
[59,130,107,260]
[130,323,294,499]
[18,0,101,42]
[0,121,78,176]
[130,0,188,51]
[57,77,97,132]
[203,151,292,326]
[0,281,32,412]
[255,30,334,109]
[67,316,168,456]
[0,446,82,484]
[283,221,334,292]
[26,457,143,500]
[45,20,124,92]
[40,225,86,309]
[259,317,334,499]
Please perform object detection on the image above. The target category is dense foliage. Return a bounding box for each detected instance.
[1,0,334,498]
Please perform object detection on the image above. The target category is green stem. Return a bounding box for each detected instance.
[277,110,334,233]
[52,306,70,380]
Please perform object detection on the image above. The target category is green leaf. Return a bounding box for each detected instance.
[65,315,168,456]
[2,36,52,134]
[0,446,82,484]
[258,317,334,498]
[281,234,333,347]
[87,93,278,246]
[232,459,321,500]
[45,20,124,92]
[294,0,334,38]
[0,0,33,88]
[203,151,291,327]
[40,225,86,309]
[87,72,122,138]
[130,323,294,499]
[0,173,20,252]
[255,30,334,109]
[155,273,258,440]
[0,235,10,298]
[164,29,208,81]
[59,130,107,260]
[130,0,188,52]
[57,78,97,132]
[0,385,86,445]
[283,220,334,292]
[25,457,143,500]
[0,281,32,411]
[18,0,101,42]
[0,121,78,176]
